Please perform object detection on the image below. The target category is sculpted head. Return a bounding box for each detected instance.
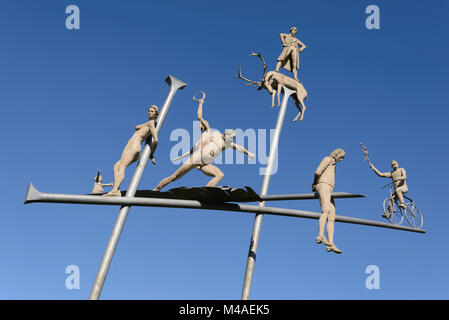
[148,105,159,120]
[224,129,236,145]
[290,26,298,36]
[94,170,103,183]
[391,160,399,170]
[330,148,345,162]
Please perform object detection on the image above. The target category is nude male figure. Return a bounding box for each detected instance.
[312,148,345,254]
[153,96,255,191]
[275,26,306,82]
[369,160,408,210]
[104,105,159,196]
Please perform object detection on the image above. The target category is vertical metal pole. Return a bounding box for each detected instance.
[89,75,186,300]
[241,86,294,300]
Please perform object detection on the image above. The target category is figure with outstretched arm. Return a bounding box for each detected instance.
[153,93,255,191]
[312,148,345,254]
[104,105,159,196]
[369,160,408,209]
[91,170,113,194]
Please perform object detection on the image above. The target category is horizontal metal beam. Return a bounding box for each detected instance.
[24,183,426,234]
[261,192,365,201]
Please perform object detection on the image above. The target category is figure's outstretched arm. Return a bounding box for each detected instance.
[171,149,193,161]
[369,162,391,178]
[230,143,255,158]
[172,139,201,161]
[196,99,210,132]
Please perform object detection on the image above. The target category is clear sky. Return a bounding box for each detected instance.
[0,0,448,299]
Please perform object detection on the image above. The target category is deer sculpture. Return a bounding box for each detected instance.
[236,52,308,122]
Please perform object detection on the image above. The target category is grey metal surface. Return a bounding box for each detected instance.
[24,182,426,234]
[241,87,294,300]
[260,192,365,201]
[88,75,186,300]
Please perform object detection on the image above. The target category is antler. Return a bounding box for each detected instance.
[235,65,262,87]
[249,51,267,80]
[235,51,269,88]
[235,66,261,87]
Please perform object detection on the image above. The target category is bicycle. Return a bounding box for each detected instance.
[382,183,423,229]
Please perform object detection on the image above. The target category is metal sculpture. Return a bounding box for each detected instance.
[91,170,113,195]
[154,92,255,191]
[312,148,346,254]
[236,52,307,122]
[89,75,186,300]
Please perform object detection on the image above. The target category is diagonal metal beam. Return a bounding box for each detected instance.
[88,75,186,300]
[24,183,426,234]
[241,86,294,300]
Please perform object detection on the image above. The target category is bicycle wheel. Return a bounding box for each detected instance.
[383,197,403,225]
[404,202,424,229]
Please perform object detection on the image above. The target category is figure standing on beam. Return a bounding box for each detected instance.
[153,92,255,191]
[312,148,346,254]
[275,26,306,82]
[105,105,159,196]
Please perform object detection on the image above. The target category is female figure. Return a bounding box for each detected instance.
[104,105,159,196]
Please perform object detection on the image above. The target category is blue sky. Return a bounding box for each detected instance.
[0,0,448,299]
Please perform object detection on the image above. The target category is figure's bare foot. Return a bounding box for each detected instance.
[103,190,121,197]
[398,203,407,209]
[326,243,342,254]
[316,235,330,246]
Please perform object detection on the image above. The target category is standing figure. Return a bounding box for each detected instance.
[275,26,306,82]
[153,93,255,191]
[369,160,408,210]
[104,105,159,196]
[91,169,113,194]
[312,148,346,254]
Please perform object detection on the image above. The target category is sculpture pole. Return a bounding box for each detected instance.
[88,75,186,300]
[241,86,294,300]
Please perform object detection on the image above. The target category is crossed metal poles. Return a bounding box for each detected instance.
[241,87,294,299]
[89,75,186,300]
[24,81,426,299]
